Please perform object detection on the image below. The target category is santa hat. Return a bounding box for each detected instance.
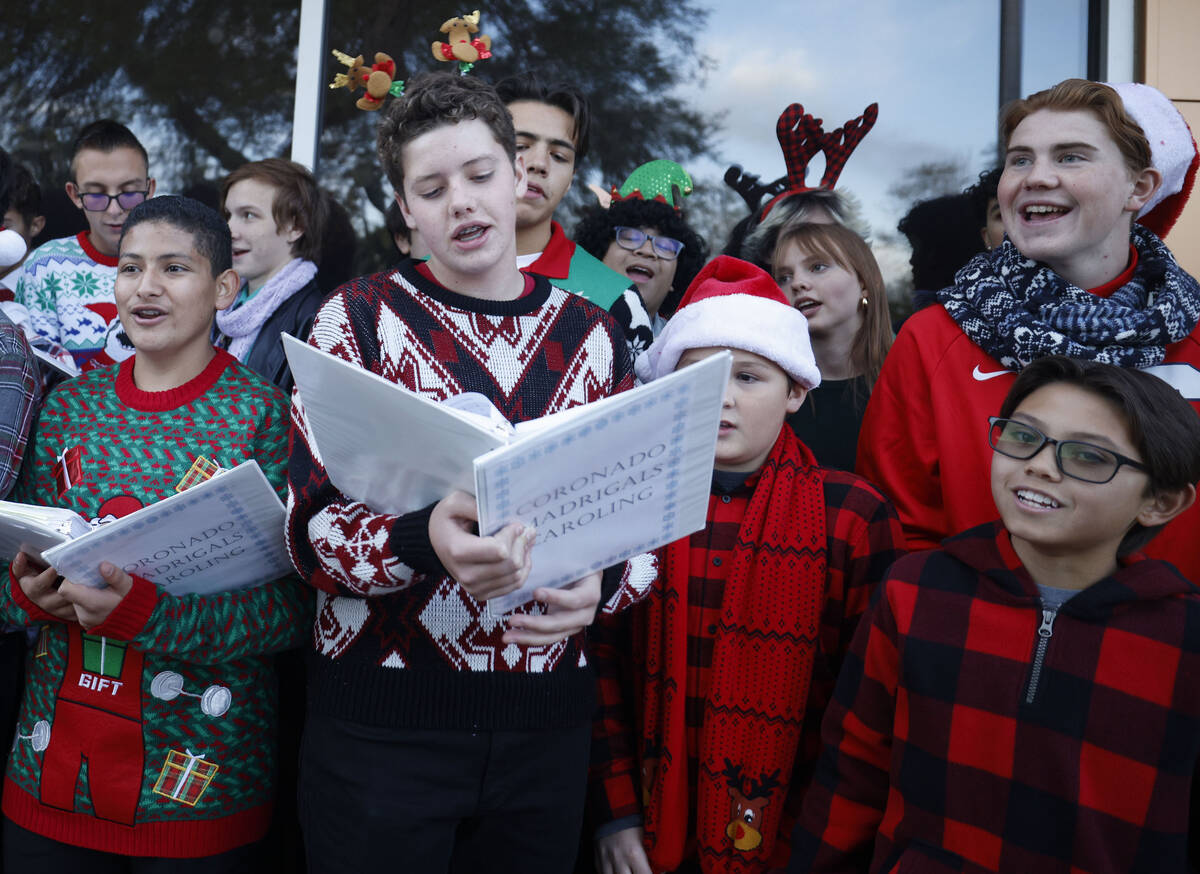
[636,254,820,387]
[1109,81,1199,238]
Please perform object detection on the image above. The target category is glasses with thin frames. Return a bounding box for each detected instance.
[74,189,149,212]
[613,226,684,260]
[987,417,1148,484]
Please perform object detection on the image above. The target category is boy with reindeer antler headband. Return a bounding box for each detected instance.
[724,101,878,270]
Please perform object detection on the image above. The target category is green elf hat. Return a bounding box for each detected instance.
[609,160,695,210]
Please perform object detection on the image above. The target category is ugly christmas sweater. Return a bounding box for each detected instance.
[791,523,1200,874]
[523,222,655,360]
[0,348,313,858]
[287,260,656,732]
[14,232,134,371]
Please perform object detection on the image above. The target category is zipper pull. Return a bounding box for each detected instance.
[1025,607,1059,705]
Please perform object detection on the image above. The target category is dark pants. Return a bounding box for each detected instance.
[298,712,591,874]
[262,647,306,874]
[0,630,25,866]
[2,819,261,873]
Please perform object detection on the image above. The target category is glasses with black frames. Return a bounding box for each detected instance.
[987,417,1148,484]
[74,189,149,212]
[612,226,684,260]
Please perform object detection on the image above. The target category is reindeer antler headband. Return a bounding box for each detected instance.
[724,101,878,220]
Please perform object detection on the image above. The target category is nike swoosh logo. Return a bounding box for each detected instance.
[972,365,1012,381]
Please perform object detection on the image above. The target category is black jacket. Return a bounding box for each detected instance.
[215,278,326,394]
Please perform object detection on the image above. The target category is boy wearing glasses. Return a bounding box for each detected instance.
[495,72,654,358]
[16,120,154,371]
[792,355,1200,874]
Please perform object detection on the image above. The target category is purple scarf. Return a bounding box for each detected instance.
[216,258,317,361]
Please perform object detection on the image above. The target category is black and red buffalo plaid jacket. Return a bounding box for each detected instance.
[790,521,1200,874]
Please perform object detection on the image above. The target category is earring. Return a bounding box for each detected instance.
[860,296,868,307]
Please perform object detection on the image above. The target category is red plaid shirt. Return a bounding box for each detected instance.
[792,522,1200,874]
[588,468,905,848]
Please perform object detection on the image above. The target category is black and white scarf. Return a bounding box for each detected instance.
[937,225,1200,370]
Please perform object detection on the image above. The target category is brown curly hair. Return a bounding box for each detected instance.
[376,72,516,199]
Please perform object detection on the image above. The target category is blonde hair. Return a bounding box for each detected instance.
[772,222,893,389]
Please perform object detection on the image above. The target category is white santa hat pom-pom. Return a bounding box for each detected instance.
[0,228,26,270]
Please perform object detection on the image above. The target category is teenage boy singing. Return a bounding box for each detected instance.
[496,71,655,357]
[286,71,654,874]
[0,196,311,870]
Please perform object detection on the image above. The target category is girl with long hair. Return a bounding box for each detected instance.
[772,222,893,469]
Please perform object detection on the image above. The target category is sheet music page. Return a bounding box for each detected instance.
[43,462,289,596]
[477,352,730,613]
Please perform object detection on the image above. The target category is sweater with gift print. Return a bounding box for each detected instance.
[0,349,313,858]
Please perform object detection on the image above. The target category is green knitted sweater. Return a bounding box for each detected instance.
[0,348,313,858]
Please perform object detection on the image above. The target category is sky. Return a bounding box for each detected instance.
[676,0,1092,286]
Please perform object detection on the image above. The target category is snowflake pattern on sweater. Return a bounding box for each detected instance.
[287,261,657,731]
[14,232,134,370]
[0,349,313,858]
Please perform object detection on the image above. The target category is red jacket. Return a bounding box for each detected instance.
[857,303,1200,581]
[791,522,1200,874]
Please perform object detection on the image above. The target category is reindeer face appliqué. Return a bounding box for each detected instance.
[722,758,781,852]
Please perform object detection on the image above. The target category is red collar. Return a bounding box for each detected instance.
[116,347,234,412]
[1088,244,1138,298]
[78,231,119,268]
[521,222,574,280]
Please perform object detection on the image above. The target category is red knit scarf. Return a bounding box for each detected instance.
[637,429,827,873]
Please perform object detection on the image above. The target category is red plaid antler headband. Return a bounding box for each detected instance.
[726,101,878,220]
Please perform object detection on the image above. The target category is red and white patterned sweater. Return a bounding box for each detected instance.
[286,260,657,730]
